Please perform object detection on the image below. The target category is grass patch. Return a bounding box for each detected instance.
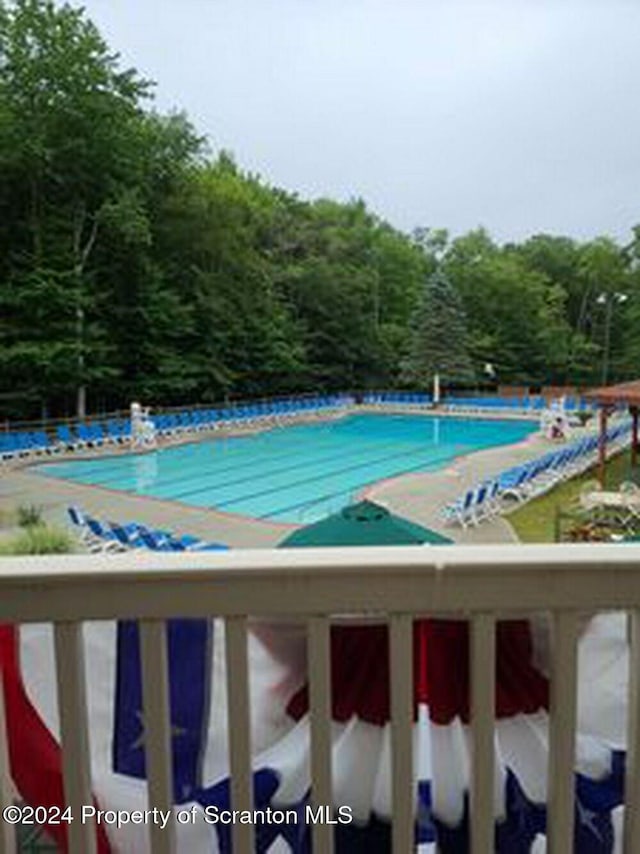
[0,524,75,555]
[508,450,635,543]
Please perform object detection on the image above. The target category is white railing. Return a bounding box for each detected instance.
[1,543,640,853]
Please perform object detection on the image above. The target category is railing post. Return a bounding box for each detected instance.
[308,616,333,854]
[139,620,176,854]
[54,622,97,854]
[470,614,496,854]
[390,615,414,853]
[225,617,252,854]
[547,611,579,854]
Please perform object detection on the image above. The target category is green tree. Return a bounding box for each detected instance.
[442,232,582,385]
[0,0,201,416]
[401,271,474,390]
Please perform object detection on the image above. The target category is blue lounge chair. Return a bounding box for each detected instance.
[67,509,121,552]
[85,517,126,551]
[443,489,476,528]
[56,425,86,450]
[108,522,148,548]
[136,527,186,551]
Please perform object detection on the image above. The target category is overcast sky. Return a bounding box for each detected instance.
[78,0,640,244]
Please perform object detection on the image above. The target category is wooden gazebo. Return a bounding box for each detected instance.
[584,380,640,484]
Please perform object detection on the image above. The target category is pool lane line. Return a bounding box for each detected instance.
[194,422,528,510]
[56,431,405,495]
[80,418,527,507]
[34,417,535,519]
[215,443,462,515]
[191,442,463,508]
[67,412,448,491]
[255,451,459,521]
[33,418,364,489]
[30,413,334,479]
[32,409,473,485]
[69,423,446,497]
[227,430,522,521]
[147,417,514,500]
[157,435,441,502]
[34,412,532,491]
[31,467,301,532]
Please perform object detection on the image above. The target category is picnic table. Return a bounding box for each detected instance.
[580,489,640,510]
[579,488,640,535]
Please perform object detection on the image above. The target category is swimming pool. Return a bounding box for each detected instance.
[36,414,536,523]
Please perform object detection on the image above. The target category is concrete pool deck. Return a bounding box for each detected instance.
[0,410,599,548]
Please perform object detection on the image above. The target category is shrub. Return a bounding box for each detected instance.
[16,504,44,528]
[0,525,75,555]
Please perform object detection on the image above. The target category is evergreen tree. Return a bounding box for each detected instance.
[401,271,474,388]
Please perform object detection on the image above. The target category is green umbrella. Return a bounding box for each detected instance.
[280,499,452,547]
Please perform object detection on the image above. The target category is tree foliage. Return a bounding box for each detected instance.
[1,1,640,421]
[401,272,474,386]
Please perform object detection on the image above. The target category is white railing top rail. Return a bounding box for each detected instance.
[2,543,640,623]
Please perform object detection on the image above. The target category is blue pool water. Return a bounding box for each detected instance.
[36,414,536,523]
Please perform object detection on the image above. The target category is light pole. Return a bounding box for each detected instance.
[596,292,627,385]
[76,303,86,419]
